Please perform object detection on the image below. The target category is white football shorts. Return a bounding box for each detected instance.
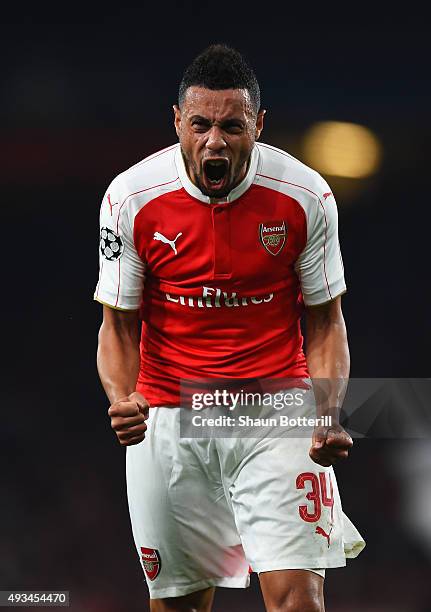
[126,397,365,599]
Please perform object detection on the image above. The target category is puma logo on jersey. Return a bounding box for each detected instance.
[323,192,333,200]
[107,193,119,216]
[153,231,182,255]
[315,525,333,547]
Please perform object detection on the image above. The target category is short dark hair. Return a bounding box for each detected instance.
[178,44,260,114]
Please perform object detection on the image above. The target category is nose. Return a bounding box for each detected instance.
[206,126,227,152]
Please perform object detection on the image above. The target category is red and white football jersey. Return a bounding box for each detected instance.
[94,143,346,406]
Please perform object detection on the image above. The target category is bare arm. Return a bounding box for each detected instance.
[97,305,141,403]
[305,295,349,420]
[305,295,353,466]
[97,305,148,446]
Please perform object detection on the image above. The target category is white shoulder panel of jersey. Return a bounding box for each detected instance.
[111,143,182,226]
[255,142,332,215]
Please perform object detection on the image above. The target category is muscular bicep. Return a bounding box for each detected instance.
[102,303,140,328]
[100,305,141,342]
[305,296,345,341]
[305,295,344,329]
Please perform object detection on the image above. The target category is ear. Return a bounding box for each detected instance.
[255,109,266,140]
[173,104,182,138]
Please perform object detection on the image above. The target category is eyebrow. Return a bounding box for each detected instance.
[189,115,245,127]
[189,115,212,124]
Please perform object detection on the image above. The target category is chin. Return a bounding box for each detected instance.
[204,187,232,199]
[196,179,232,199]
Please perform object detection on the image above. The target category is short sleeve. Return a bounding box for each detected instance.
[93,178,146,310]
[294,180,346,306]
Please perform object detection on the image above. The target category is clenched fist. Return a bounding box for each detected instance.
[108,391,150,446]
[309,422,353,467]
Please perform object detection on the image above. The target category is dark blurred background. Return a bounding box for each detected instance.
[1,9,431,612]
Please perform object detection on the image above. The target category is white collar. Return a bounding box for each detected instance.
[175,144,259,204]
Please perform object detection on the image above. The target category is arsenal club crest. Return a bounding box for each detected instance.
[140,547,161,581]
[259,221,287,256]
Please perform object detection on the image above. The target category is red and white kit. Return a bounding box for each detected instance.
[95,143,365,598]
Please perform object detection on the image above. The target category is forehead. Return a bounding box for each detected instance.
[181,86,254,120]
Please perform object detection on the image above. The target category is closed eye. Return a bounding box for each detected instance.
[191,118,211,132]
[189,116,245,134]
[222,121,244,134]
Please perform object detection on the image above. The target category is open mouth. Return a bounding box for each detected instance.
[203,158,229,189]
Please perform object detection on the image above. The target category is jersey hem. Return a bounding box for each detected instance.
[146,574,250,599]
[303,285,347,307]
[250,556,347,574]
[93,296,139,312]
[136,369,310,408]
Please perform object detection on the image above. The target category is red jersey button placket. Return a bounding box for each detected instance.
[211,204,232,279]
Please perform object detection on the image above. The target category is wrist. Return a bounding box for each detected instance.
[315,405,342,423]
[107,387,136,404]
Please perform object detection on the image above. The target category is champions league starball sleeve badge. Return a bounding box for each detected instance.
[100,227,124,261]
